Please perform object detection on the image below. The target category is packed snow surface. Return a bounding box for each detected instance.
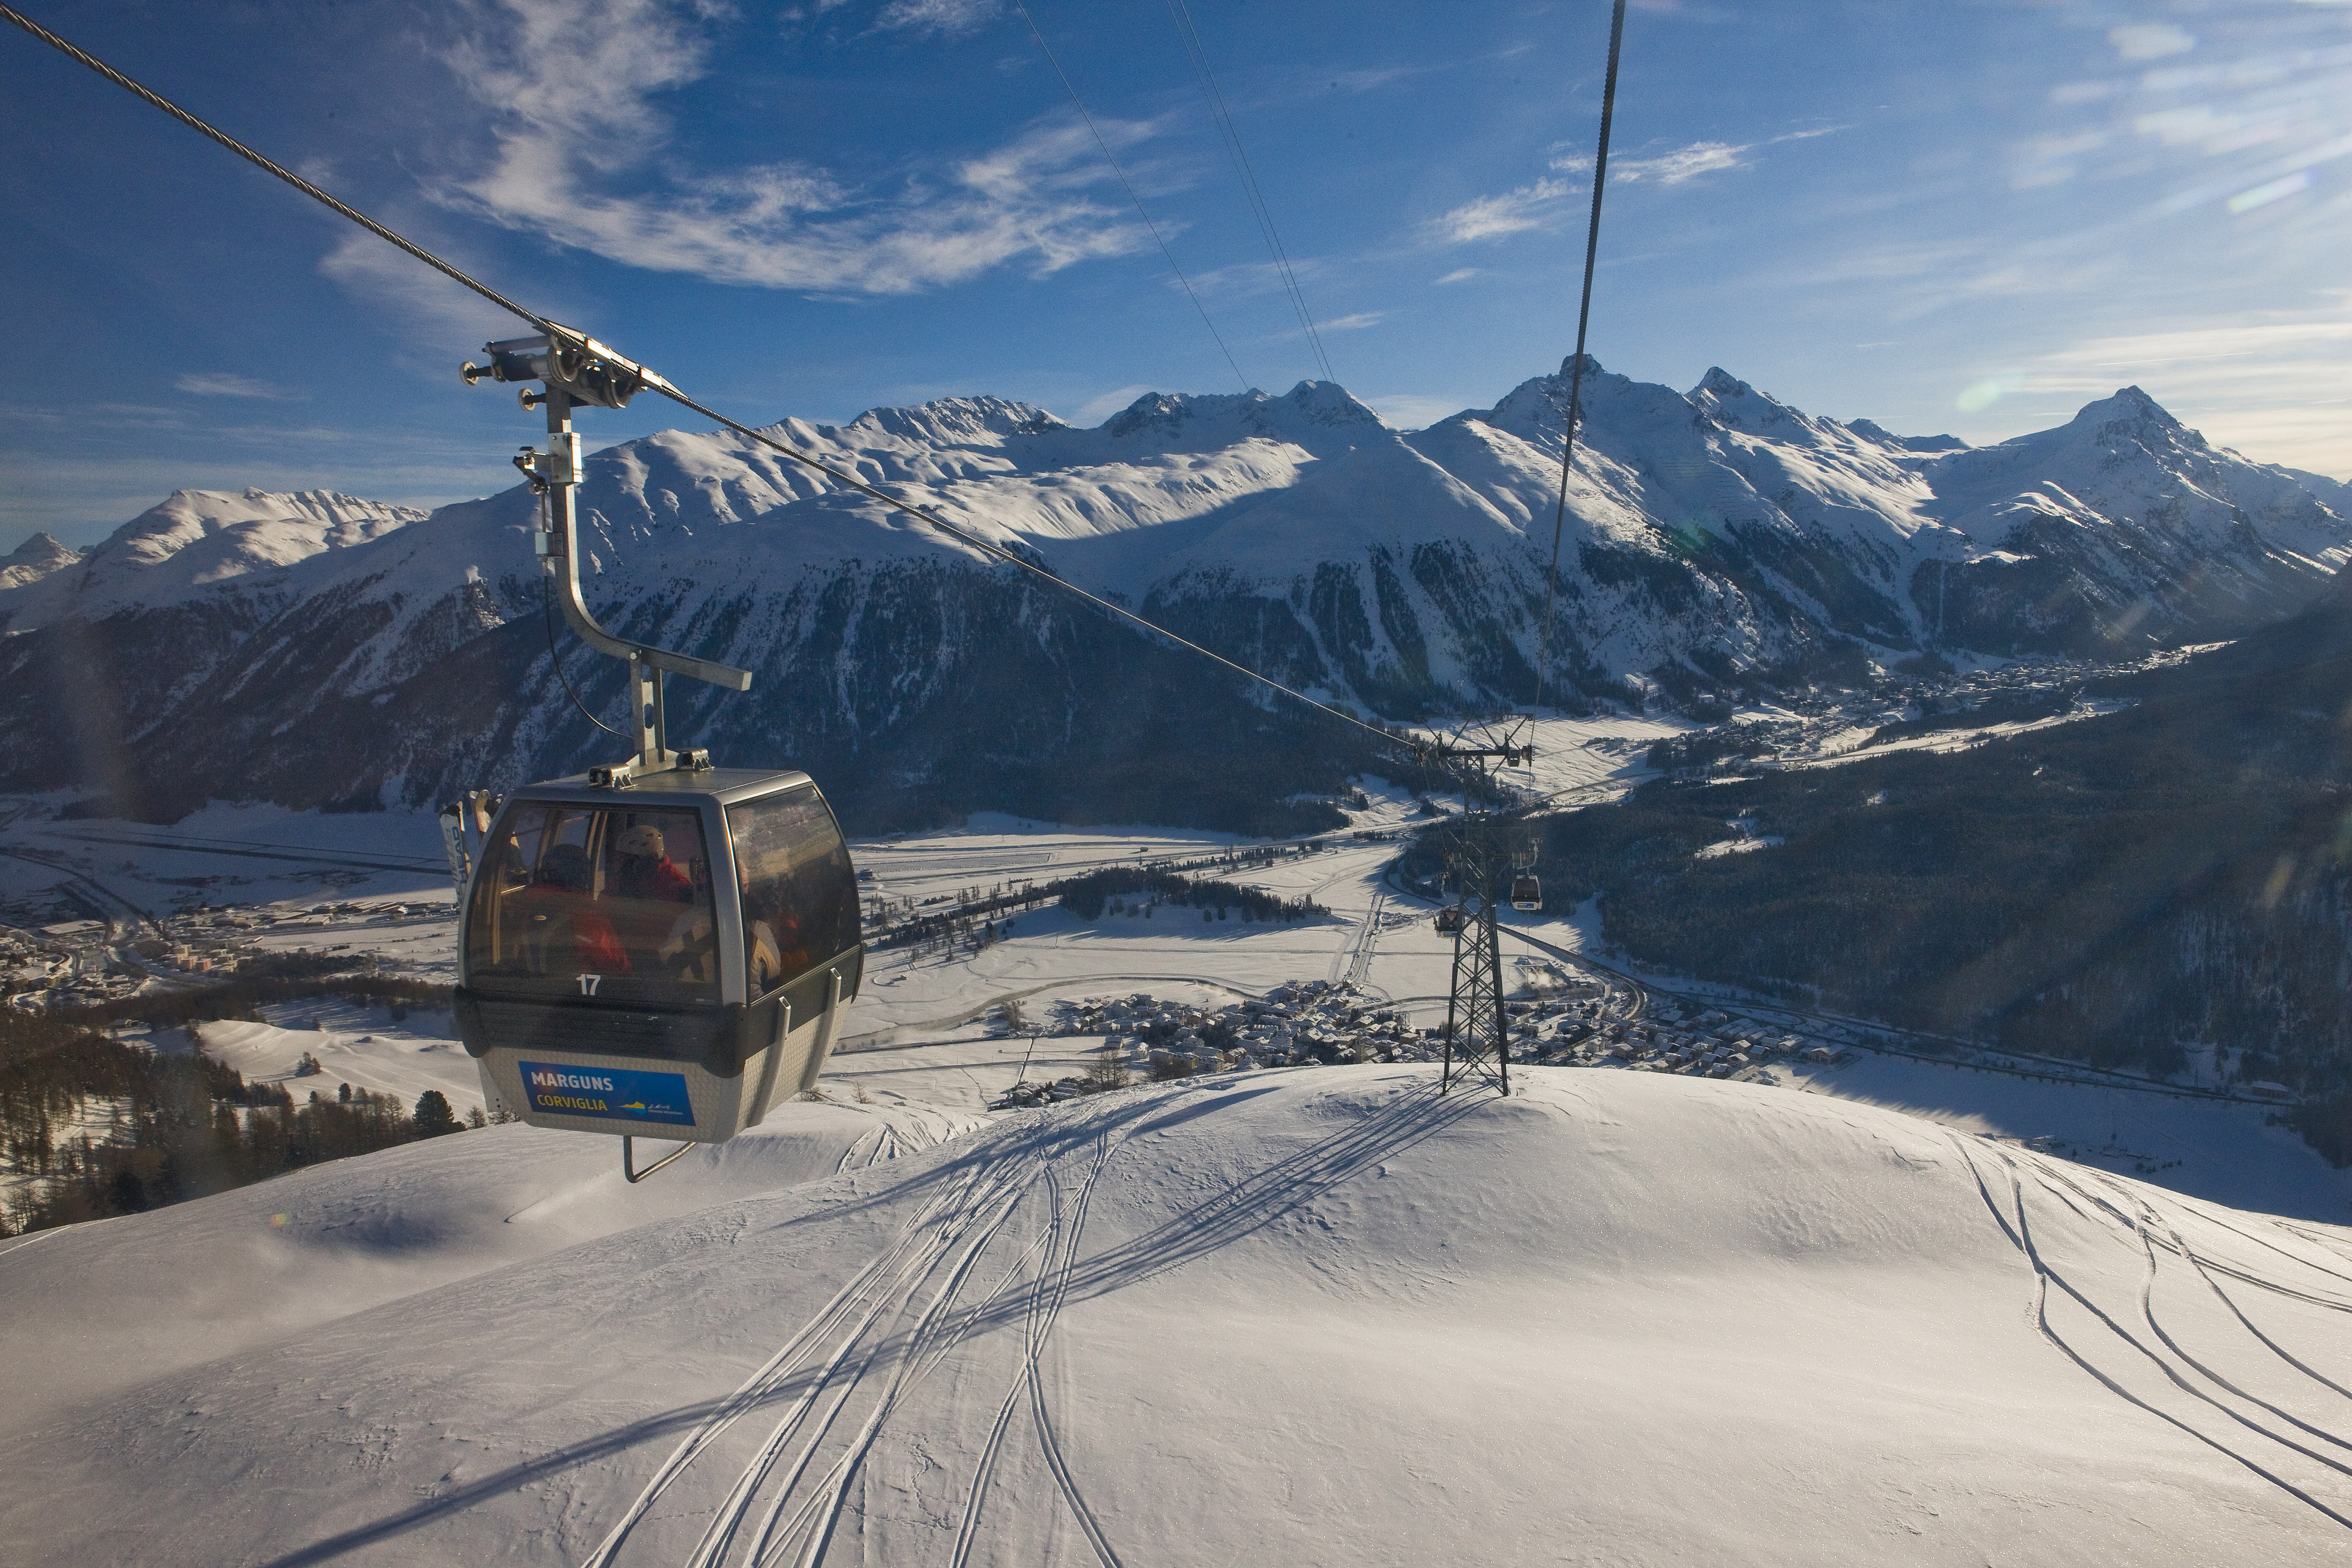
[6,1067,2351,1565]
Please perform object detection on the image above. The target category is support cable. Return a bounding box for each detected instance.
[1530,0,1626,715]
[1163,0,1333,384]
[2,3,1412,751]
[1011,0,1253,393]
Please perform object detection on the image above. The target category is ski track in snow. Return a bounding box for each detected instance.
[1951,1133,2352,1534]
[571,1079,1493,1567]
[1334,888,1384,989]
[11,1070,2352,1562]
[580,1100,1150,1568]
[604,1089,2352,1563]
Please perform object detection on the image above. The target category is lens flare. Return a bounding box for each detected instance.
[2228,170,2312,213]
[1956,377,2017,413]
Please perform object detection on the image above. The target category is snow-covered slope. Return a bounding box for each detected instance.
[4,1067,2347,1563]
[1,487,424,630]
[0,367,2342,827]
[0,1098,980,1432]
[0,531,79,593]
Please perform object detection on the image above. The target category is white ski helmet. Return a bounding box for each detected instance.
[615,824,667,859]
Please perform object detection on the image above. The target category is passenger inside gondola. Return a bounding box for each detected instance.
[728,785,857,999]
[516,841,628,974]
[467,803,722,1004]
[612,824,693,903]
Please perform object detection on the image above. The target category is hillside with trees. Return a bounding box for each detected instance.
[1493,575,2352,1162]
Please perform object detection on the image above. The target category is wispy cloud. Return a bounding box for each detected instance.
[174,373,300,401]
[317,230,524,349]
[1185,257,1325,300]
[873,0,999,35]
[1436,127,1846,243]
[2025,18,2352,217]
[1612,140,1746,184]
[1431,176,1570,243]
[1433,268,1480,284]
[1320,311,1385,332]
[435,0,1153,294]
[1557,126,1849,185]
[2109,23,2195,64]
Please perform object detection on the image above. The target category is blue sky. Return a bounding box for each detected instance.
[3,0,2347,550]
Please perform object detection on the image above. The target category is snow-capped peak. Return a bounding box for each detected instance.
[1099,380,1385,454]
[832,396,1067,452]
[0,487,426,628]
[1688,367,1872,453]
[1847,419,1968,455]
[2070,384,2185,436]
[5,368,2346,824]
[0,530,82,593]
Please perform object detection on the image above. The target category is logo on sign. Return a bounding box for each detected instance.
[577,972,601,996]
[518,1060,695,1126]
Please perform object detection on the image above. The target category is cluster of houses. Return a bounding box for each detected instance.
[980,973,1870,1108]
[1538,1004,1824,1077]
[987,983,1843,1110]
[1054,979,1423,1077]
[0,926,82,1007]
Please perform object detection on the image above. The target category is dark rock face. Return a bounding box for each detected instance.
[0,561,1379,834]
[2,368,2342,829]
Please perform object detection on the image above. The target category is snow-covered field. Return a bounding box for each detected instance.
[9,793,2352,1561]
[0,796,459,927]
[6,1066,2352,1564]
[150,1002,490,1121]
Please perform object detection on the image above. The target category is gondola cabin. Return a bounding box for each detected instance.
[455,767,863,1144]
[1510,875,1542,912]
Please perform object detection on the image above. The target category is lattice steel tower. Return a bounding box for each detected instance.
[1438,832,1539,1096]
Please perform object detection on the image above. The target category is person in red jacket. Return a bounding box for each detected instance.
[614,823,693,903]
[516,842,629,976]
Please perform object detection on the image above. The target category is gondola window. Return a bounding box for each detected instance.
[727,787,858,998]
[465,803,720,1005]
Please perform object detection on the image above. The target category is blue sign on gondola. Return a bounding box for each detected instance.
[518,1061,695,1126]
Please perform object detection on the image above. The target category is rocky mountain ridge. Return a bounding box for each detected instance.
[1,362,2342,830]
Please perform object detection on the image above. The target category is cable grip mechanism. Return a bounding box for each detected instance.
[464,328,747,782]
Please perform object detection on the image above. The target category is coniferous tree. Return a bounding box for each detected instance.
[411,1090,460,1138]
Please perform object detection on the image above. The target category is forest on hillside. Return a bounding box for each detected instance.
[1440,589,2352,1164]
[1,965,473,1234]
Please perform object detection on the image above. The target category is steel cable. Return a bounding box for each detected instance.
[3,2,1411,752]
[1163,0,1332,384]
[1531,0,1627,714]
[1012,0,1252,394]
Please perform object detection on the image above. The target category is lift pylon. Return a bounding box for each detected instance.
[1438,833,1511,1097]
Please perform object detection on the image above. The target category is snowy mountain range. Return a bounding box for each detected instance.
[2,361,2345,827]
